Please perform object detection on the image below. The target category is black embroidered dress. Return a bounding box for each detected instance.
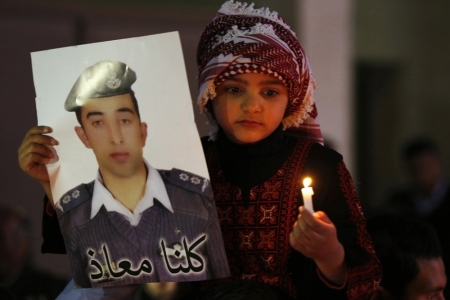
[201,128,381,299]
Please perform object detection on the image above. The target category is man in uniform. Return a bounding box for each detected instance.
[29,60,229,288]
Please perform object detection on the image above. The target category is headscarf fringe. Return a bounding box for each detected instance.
[218,0,294,34]
[282,77,316,129]
[198,81,216,114]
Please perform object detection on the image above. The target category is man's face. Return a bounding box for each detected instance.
[402,257,446,300]
[75,93,147,179]
[407,152,443,194]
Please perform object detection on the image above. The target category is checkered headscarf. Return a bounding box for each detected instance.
[197,0,322,144]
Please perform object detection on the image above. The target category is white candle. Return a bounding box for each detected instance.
[301,177,314,212]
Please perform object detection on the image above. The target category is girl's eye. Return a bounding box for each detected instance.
[225,86,241,94]
[263,89,279,97]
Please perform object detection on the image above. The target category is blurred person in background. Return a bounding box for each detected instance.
[0,205,68,300]
[388,136,449,218]
[387,136,450,297]
[367,214,446,300]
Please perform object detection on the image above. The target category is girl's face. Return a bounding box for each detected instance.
[211,73,289,144]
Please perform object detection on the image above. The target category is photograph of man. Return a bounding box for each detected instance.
[54,60,229,288]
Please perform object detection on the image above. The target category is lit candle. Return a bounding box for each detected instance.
[301,177,314,212]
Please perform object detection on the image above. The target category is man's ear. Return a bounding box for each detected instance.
[140,122,148,147]
[75,126,91,149]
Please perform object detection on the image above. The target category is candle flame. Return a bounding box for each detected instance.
[303,177,312,188]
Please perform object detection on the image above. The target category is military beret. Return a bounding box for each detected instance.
[64,60,136,111]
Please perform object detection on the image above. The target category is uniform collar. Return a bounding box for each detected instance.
[90,160,173,226]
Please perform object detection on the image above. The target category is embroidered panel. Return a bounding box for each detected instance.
[337,161,382,299]
[205,138,312,297]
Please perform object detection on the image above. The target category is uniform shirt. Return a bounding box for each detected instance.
[55,167,230,288]
[91,161,173,226]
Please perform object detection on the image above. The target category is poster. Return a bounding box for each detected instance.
[31,32,229,288]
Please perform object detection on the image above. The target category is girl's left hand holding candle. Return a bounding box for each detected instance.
[289,206,347,286]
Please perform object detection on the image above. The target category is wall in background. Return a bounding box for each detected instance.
[354,0,450,210]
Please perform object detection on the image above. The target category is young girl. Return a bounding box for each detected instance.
[194,1,381,299]
[18,1,381,299]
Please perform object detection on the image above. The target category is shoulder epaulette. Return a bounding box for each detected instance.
[162,168,213,198]
[55,181,95,218]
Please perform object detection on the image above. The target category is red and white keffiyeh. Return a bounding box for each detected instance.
[197,0,323,144]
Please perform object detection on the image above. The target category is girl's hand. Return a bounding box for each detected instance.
[290,206,347,285]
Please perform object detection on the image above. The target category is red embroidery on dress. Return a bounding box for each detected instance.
[337,161,382,300]
[236,187,243,200]
[218,206,233,225]
[258,230,276,249]
[261,274,280,285]
[239,230,255,249]
[238,206,256,225]
[259,205,277,224]
[213,181,234,202]
[262,180,282,200]
[276,168,285,176]
[205,138,312,299]
[261,255,276,272]
[248,189,256,200]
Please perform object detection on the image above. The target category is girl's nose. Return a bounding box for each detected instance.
[241,93,262,113]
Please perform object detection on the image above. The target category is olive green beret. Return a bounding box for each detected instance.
[64,60,136,111]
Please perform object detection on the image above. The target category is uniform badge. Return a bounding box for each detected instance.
[62,195,71,204]
[72,190,80,198]
[106,71,121,89]
[179,173,189,181]
[191,176,201,185]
